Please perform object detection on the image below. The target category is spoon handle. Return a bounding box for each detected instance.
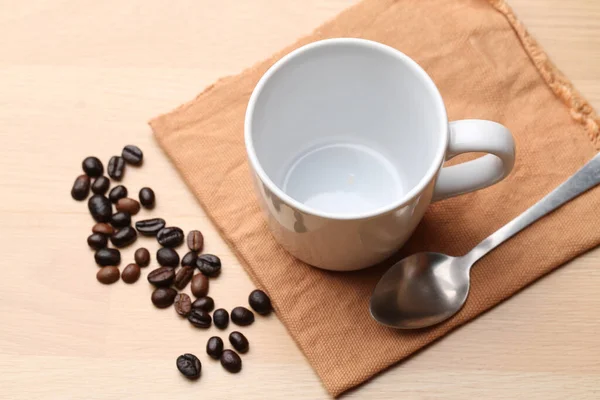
[465,152,600,264]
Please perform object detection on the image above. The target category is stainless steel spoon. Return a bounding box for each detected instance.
[370,152,600,329]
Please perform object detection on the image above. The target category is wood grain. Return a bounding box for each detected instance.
[0,1,598,399]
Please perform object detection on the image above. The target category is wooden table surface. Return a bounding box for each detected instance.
[1,1,599,399]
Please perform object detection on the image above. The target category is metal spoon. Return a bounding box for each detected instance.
[370,152,600,329]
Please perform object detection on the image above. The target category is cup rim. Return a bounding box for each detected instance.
[244,38,448,220]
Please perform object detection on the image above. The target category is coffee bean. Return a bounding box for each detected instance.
[122,145,143,166]
[147,266,175,287]
[110,211,131,228]
[82,156,103,177]
[94,248,121,266]
[87,233,107,250]
[191,296,214,312]
[152,287,177,308]
[157,227,184,248]
[157,247,179,267]
[108,185,128,203]
[135,218,165,236]
[231,307,254,326]
[176,354,201,380]
[91,176,110,195]
[206,336,224,359]
[139,187,155,209]
[110,226,137,248]
[92,222,114,235]
[107,155,125,181]
[187,309,212,328]
[96,266,120,284]
[88,194,112,223]
[229,331,249,354]
[174,266,195,290]
[187,230,204,252]
[191,273,209,298]
[134,247,150,267]
[248,289,272,315]
[71,175,90,200]
[174,293,192,316]
[196,254,221,277]
[181,251,198,267]
[220,350,242,373]
[213,309,229,329]
[121,263,141,284]
[116,198,140,215]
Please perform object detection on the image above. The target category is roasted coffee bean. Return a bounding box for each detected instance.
[135,218,165,236]
[248,289,272,315]
[220,350,242,373]
[231,306,254,326]
[187,230,204,252]
[213,308,229,329]
[94,248,121,266]
[110,226,137,248]
[151,287,177,308]
[157,227,184,248]
[82,156,103,177]
[181,251,198,267]
[206,336,224,360]
[121,263,141,284]
[147,266,175,287]
[176,354,201,380]
[110,211,131,228]
[191,296,214,312]
[71,175,90,200]
[187,309,212,328]
[107,155,125,181]
[116,198,140,215]
[229,331,249,354]
[96,266,120,284]
[174,266,195,290]
[134,247,150,267]
[91,176,110,195]
[122,145,143,166]
[190,273,209,298]
[92,222,114,235]
[196,254,221,277]
[139,187,155,209]
[88,194,112,223]
[174,293,192,317]
[108,185,128,203]
[157,247,179,267]
[87,233,107,250]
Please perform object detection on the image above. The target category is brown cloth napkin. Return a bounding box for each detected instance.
[150,0,600,396]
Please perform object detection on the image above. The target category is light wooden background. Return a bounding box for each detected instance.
[1,1,599,399]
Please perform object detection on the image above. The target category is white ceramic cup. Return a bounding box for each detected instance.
[244,38,515,271]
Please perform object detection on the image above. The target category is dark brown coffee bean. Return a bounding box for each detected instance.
[157,227,184,247]
[206,336,223,360]
[94,248,121,266]
[157,247,179,267]
[88,194,112,223]
[139,187,155,209]
[151,287,177,308]
[229,331,249,354]
[176,353,201,380]
[248,289,272,315]
[122,145,143,166]
[82,156,103,177]
[91,176,110,195]
[121,263,141,284]
[196,254,221,277]
[187,230,204,252]
[190,273,209,298]
[110,226,137,248]
[108,185,128,203]
[174,293,192,317]
[135,218,165,236]
[110,211,131,228]
[134,247,150,267]
[87,233,107,250]
[187,309,212,328]
[147,267,175,287]
[213,308,229,329]
[173,266,194,290]
[181,251,198,267]
[96,266,120,284]
[116,198,140,215]
[92,222,114,235]
[231,307,254,326]
[107,155,125,181]
[191,296,214,312]
[71,175,90,200]
[220,350,242,373]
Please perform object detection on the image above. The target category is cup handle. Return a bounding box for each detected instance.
[432,119,516,202]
